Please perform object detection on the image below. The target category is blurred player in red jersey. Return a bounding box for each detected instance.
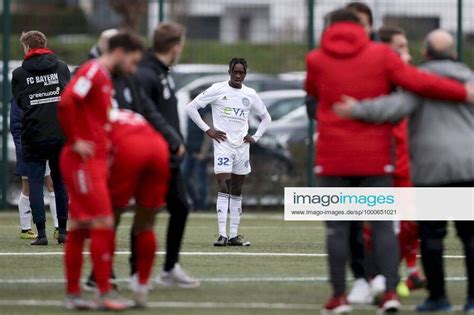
[58,32,144,311]
[108,108,170,307]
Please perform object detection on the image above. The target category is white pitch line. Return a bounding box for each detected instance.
[0,299,466,311]
[0,251,326,257]
[0,251,466,258]
[0,276,468,284]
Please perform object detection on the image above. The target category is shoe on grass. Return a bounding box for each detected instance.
[213,235,227,246]
[370,275,387,298]
[464,298,474,313]
[155,263,200,288]
[30,236,48,246]
[96,291,132,311]
[53,228,59,240]
[377,291,400,314]
[57,233,67,244]
[227,235,251,246]
[406,271,426,291]
[321,294,351,314]
[348,278,373,304]
[131,282,149,308]
[20,229,37,239]
[416,297,452,312]
[64,294,97,310]
[83,271,118,292]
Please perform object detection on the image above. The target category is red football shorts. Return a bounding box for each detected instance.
[109,132,170,209]
[60,146,113,220]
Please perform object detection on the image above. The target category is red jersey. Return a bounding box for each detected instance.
[58,60,113,159]
[108,109,157,144]
[108,109,170,209]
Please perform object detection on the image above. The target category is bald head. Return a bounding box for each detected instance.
[423,29,457,60]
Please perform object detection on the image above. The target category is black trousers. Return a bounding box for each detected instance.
[419,220,474,300]
[318,175,400,295]
[130,166,190,274]
[25,155,68,235]
[417,179,474,300]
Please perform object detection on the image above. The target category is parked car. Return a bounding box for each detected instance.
[171,64,229,90]
[266,106,314,144]
[278,71,306,87]
[249,89,306,129]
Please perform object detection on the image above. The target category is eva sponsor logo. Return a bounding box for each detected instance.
[223,106,246,117]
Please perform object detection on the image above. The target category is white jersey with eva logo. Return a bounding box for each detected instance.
[192,81,268,147]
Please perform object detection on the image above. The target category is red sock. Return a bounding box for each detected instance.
[399,221,419,270]
[90,229,114,294]
[403,238,419,270]
[65,229,88,295]
[136,230,157,285]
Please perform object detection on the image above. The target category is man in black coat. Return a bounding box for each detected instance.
[11,31,70,245]
[135,22,199,288]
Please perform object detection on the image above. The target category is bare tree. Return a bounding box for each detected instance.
[108,0,148,30]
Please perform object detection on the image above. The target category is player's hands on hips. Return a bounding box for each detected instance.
[72,139,95,160]
[465,83,474,104]
[243,135,256,144]
[332,95,357,119]
[206,128,227,143]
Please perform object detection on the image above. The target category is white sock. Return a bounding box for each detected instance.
[216,193,230,238]
[18,193,32,230]
[229,195,242,239]
[49,192,58,228]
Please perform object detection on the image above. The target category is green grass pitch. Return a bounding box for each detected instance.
[0,211,470,314]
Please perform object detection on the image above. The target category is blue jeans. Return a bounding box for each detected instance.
[25,157,68,227]
[181,154,209,210]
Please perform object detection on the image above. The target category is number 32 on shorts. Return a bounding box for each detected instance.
[217,157,230,166]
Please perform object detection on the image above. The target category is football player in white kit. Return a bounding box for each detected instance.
[186,58,272,246]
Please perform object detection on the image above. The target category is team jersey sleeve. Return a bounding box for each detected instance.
[251,91,271,142]
[192,84,220,108]
[252,92,269,116]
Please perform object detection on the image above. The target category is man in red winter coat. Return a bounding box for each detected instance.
[305,9,473,315]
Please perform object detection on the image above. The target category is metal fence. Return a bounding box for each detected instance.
[1,0,471,209]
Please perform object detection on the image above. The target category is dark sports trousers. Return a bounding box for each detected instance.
[349,221,367,279]
[130,166,190,273]
[418,180,474,301]
[318,175,400,296]
[25,156,68,235]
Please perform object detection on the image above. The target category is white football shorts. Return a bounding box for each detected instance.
[213,141,251,175]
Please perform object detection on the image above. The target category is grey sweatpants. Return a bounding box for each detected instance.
[318,175,400,296]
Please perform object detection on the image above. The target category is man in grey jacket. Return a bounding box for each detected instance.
[333,29,474,313]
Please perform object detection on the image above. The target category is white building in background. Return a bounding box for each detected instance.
[148,0,473,43]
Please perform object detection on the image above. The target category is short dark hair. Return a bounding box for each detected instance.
[20,31,47,49]
[108,32,144,53]
[327,9,361,26]
[378,26,406,43]
[153,22,185,53]
[229,58,247,72]
[346,2,373,26]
